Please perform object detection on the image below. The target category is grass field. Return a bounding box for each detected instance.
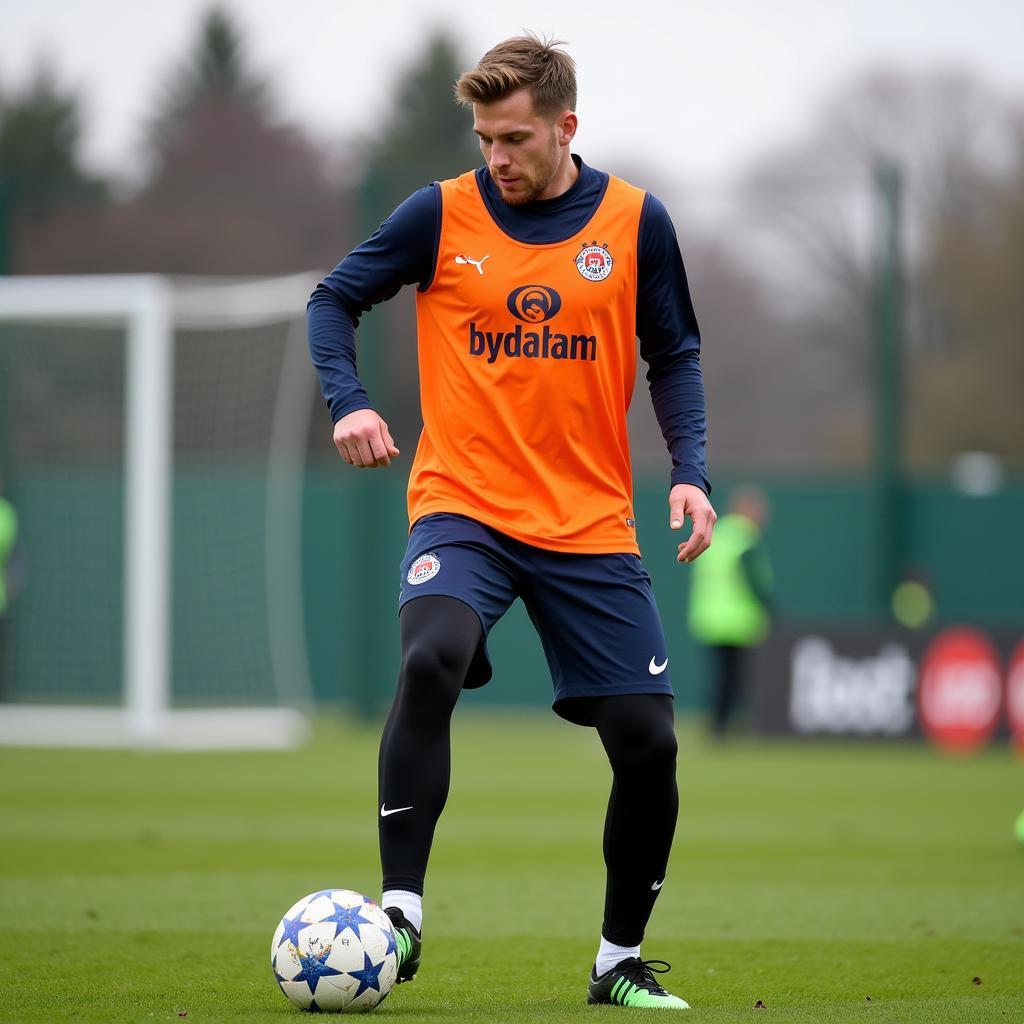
[1,711,1021,1022]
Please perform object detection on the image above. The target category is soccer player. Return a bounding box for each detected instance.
[688,485,773,737]
[308,35,715,1009]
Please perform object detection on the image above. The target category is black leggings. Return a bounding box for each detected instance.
[378,595,678,946]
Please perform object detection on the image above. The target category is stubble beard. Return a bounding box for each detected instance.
[492,140,561,207]
[492,168,551,206]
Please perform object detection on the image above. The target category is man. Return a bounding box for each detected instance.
[688,485,772,736]
[308,35,714,1009]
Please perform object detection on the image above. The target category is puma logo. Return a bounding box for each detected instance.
[455,254,490,275]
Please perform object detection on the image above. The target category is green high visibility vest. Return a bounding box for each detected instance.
[687,513,769,646]
[0,497,18,617]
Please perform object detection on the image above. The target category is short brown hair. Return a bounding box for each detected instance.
[454,34,576,118]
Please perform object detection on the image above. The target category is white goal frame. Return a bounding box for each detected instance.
[0,274,317,749]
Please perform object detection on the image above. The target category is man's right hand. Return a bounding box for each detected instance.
[333,409,400,468]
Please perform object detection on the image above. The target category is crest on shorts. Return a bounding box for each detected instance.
[407,552,441,585]
[576,241,613,282]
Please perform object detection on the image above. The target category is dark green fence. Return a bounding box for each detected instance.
[3,469,1022,715]
[303,472,1024,715]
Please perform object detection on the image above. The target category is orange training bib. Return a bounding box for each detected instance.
[408,170,646,554]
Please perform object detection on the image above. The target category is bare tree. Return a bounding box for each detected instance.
[734,68,1024,471]
[910,121,1024,467]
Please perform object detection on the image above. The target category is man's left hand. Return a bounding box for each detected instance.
[669,483,716,563]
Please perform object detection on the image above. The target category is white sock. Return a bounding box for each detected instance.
[381,889,422,933]
[595,936,641,976]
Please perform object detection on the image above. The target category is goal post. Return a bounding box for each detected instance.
[0,273,318,749]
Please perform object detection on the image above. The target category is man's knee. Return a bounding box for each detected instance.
[626,717,677,772]
[598,696,677,774]
[400,635,472,688]
[397,597,482,707]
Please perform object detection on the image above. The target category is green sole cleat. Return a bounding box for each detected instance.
[588,957,690,1009]
[384,906,422,983]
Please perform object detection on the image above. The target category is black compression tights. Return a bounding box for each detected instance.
[378,596,478,895]
[590,692,679,946]
[378,595,679,947]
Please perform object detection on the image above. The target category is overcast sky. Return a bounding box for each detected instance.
[3,0,1023,191]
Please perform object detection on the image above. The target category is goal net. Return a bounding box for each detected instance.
[0,273,318,748]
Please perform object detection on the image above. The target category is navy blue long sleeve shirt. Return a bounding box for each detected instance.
[308,156,709,494]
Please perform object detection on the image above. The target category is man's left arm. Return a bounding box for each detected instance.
[636,193,716,562]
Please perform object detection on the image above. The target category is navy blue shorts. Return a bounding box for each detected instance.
[398,513,673,724]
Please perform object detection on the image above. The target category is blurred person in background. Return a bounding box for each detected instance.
[0,476,18,696]
[688,485,772,737]
[309,33,714,1011]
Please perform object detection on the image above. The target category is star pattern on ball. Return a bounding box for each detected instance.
[278,909,307,949]
[290,940,344,995]
[382,922,398,958]
[346,951,387,997]
[321,900,373,939]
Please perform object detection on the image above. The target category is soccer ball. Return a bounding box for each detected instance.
[271,889,399,1013]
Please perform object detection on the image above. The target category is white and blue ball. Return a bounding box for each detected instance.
[271,889,398,1013]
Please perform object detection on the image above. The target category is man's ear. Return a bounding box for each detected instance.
[559,111,578,146]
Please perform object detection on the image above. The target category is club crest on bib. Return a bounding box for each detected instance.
[576,241,613,282]
[407,552,441,585]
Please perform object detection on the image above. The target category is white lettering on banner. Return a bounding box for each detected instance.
[789,637,917,735]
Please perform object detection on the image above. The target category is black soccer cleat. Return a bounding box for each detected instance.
[587,957,690,1009]
[384,906,422,983]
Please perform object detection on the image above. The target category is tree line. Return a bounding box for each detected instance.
[1,6,1021,471]
[0,7,478,275]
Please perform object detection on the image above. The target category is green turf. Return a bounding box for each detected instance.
[0,712,1021,1022]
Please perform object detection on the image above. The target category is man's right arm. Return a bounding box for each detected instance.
[307,184,440,426]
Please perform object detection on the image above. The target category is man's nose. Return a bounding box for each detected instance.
[490,144,510,169]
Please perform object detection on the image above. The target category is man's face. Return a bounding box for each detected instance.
[472,88,574,206]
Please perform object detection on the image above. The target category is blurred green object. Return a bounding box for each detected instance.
[1015,808,1024,846]
[688,511,771,647]
[891,579,936,629]
[0,493,16,616]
